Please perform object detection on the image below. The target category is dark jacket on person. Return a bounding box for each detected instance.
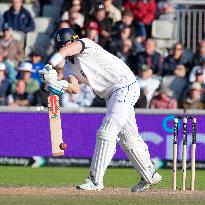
[135,51,163,75]
[192,53,205,68]
[3,6,35,33]
[162,54,190,76]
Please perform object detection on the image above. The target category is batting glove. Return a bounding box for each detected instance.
[47,80,69,95]
[39,64,58,83]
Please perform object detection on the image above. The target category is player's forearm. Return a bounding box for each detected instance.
[66,76,80,94]
[49,41,82,67]
[59,41,82,57]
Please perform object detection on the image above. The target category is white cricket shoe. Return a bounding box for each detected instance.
[131,172,162,192]
[76,178,104,191]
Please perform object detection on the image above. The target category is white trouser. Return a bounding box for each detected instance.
[90,81,155,185]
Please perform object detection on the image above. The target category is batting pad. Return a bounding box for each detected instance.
[119,130,155,184]
[90,117,120,185]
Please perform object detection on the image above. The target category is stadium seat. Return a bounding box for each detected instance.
[24,3,40,17]
[152,20,177,55]
[0,3,10,31]
[0,3,10,15]
[25,32,51,58]
[34,17,54,34]
[42,4,61,22]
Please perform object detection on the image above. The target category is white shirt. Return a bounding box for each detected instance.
[63,38,136,99]
[137,76,160,102]
[189,65,205,83]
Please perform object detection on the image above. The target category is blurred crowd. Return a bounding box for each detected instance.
[0,0,205,109]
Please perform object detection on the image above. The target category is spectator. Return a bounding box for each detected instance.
[135,38,163,75]
[32,83,50,107]
[124,0,156,36]
[0,63,11,105]
[58,20,69,29]
[162,43,190,76]
[0,23,24,67]
[115,39,135,69]
[103,0,122,24]
[108,25,132,54]
[12,62,39,94]
[189,60,205,84]
[113,10,147,44]
[192,40,205,67]
[61,1,84,28]
[195,68,205,86]
[3,0,35,33]
[0,48,17,83]
[157,1,176,21]
[134,90,148,108]
[67,10,83,38]
[150,87,177,109]
[137,64,160,105]
[84,21,100,43]
[62,83,95,108]
[8,80,32,106]
[161,65,187,101]
[181,82,204,109]
[87,4,112,47]
[30,49,45,85]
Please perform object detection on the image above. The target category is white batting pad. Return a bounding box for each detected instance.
[90,117,120,185]
[119,130,155,184]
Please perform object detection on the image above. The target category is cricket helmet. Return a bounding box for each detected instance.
[54,28,79,51]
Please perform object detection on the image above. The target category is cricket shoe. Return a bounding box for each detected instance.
[76,177,104,191]
[131,172,162,192]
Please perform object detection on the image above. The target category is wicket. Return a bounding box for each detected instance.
[172,116,196,191]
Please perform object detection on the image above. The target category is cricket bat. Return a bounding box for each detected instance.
[48,95,65,156]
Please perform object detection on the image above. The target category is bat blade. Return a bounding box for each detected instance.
[48,95,64,156]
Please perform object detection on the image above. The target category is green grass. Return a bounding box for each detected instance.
[0,166,204,205]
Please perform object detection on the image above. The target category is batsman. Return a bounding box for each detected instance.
[39,28,162,192]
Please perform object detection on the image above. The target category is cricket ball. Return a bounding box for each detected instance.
[59,143,68,150]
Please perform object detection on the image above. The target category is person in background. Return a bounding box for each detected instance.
[30,49,45,85]
[162,43,190,76]
[13,62,39,95]
[58,20,70,29]
[84,21,100,43]
[181,82,204,109]
[32,83,50,107]
[194,68,205,87]
[189,59,205,84]
[62,83,95,109]
[3,0,35,33]
[160,65,187,101]
[0,48,17,83]
[192,40,205,67]
[124,0,156,36]
[0,63,11,105]
[150,87,177,109]
[67,9,83,38]
[137,64,160,106]
[115,38,135,70]
[0,23,24,67]
[113,10,147,45]
[87,4,112,47]
[157,1,176,21]
[135,38,163,75]
[103,0,122,24]
[61,1,84,28]
[8,80,32,106]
